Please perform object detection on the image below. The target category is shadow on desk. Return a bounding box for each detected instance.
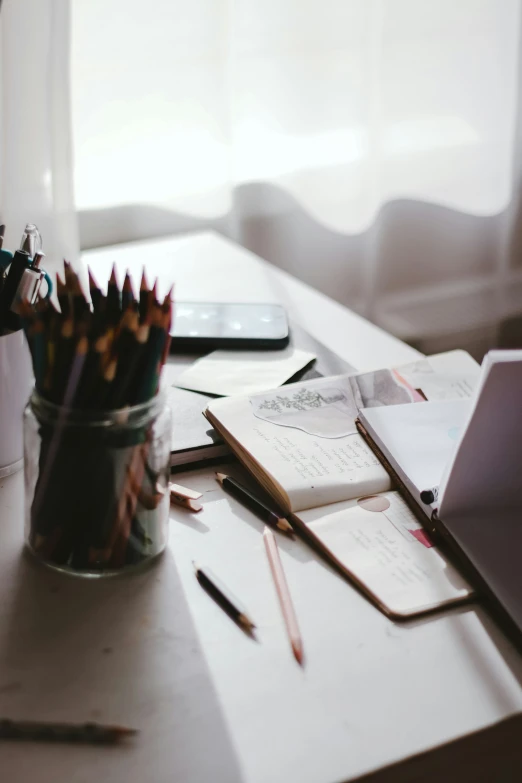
[0,547,244,783]
[358,713,522,783]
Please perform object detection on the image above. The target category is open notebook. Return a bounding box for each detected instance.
[357,351,522,644]
[205,350,479,618]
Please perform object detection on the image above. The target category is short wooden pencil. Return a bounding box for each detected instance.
[263,526,303,665]
[0,718,137,745]
[194,563,256,633]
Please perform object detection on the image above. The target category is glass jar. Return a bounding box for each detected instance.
[23,390,171,577]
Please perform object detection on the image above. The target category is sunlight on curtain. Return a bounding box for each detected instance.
[72,0,520,234]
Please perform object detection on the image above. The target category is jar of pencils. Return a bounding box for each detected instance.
[23,390,172,576]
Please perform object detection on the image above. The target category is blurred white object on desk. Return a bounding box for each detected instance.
[0,329,33,476]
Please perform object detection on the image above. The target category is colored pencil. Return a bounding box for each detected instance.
[21,265,172,409]
[263,527,303,665]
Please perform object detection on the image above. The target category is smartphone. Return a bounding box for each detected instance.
[170,302,290,351]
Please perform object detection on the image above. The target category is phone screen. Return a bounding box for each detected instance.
[171,302,289,348]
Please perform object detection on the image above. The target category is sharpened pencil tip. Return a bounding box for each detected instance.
[109,262,118,285]
[277,517,293,532]
[151,279,159,303]
[215,472,227,484]
[88,267,100,290]
[293,643,304,666]
[114,725,139,737]
[238,613,257,631]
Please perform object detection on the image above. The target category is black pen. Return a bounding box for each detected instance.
[216,472,294,536]
[12,252,46,311]
[0,249,31,331]
[420,486,439,505]
[194,563,256,634]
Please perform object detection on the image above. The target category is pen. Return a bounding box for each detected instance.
[0,224,13,272]
[0,249,31,331]
[0,718,137,745]
[20,223,42,258]
[263,527,303,665]
[420,486,439,504]
[194,562,256,634]
[12,252,47,311]
[216,473,294,536]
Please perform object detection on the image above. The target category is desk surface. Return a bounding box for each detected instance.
[1,232,521,782]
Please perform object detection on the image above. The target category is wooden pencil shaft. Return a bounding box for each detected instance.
[0,718,137,744]
[218,474,287,530]
[263,527,303,661]
[121,273,135,310]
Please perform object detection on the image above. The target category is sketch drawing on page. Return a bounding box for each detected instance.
[251,383,358,438]
[352,369,416,408]
[250,370,415,438]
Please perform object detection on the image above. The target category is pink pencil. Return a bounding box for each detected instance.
[263,526,304,665]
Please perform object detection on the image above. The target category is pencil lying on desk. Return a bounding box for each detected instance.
[263,527,303,665]
[0,719,137,745]
[216,473,293,536]
[194,562,256,634]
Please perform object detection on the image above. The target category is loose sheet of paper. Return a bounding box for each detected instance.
[300,491,472,616]
[397,350,480,401]
[174,347,316,397]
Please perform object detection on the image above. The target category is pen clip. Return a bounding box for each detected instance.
[0,248,13,272]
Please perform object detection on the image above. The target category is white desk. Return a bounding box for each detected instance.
[1,232,521,782]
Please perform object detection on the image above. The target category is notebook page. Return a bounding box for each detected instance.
[207,374,394,512]
[397,350,480,401]
[359,400,471,502]
[298,492,473,616]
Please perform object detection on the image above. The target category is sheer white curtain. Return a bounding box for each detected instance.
[0,0,78,275]
[4,0,522,353]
